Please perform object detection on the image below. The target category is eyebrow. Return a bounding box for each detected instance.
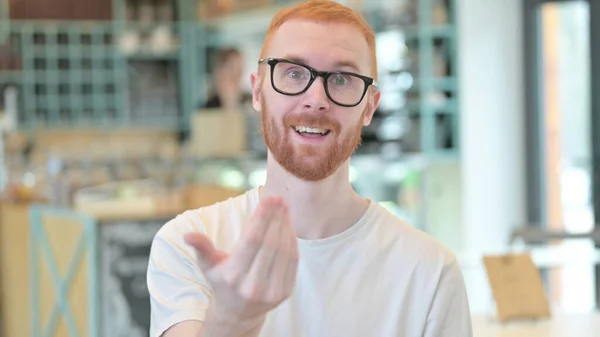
[283,55,361,73]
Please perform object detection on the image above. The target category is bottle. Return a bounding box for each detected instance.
[46,150,70,206]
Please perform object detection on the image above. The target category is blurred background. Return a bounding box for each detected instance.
[0,0,598,336]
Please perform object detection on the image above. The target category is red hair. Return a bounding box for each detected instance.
[260,0,378,80]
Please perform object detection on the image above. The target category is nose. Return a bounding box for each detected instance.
[302,77,330,112]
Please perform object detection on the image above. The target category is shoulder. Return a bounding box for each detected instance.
[203,95,221,108]
[153,188,260,252]
[368,203,457,273]
[241,92,253,103]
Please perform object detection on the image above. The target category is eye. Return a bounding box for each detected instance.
[330,74,349,85]
[288,70,302,79]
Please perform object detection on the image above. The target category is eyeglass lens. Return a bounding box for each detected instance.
[272,61,366,106]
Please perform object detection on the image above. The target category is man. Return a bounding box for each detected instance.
[147,1,473,336]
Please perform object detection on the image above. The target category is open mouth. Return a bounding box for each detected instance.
[292,125,331,138]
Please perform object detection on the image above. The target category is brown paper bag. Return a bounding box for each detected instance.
[483,253,552,322]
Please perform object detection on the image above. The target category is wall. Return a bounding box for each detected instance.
[425,161,463,253]
[457,0,526,313]
[458,0,526,254]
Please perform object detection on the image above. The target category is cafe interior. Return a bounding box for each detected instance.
[0,0,599,336]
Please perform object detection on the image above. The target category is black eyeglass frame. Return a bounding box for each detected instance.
[258,57,378,108]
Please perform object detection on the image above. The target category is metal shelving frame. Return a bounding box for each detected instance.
[0,0,459,158]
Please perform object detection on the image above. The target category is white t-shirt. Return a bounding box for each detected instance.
[147,188,472,337]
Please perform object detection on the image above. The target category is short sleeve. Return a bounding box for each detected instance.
[147,214,213,337]
[422,259,473,337]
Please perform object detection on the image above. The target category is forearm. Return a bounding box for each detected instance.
[198,304,265,337]
[161,307,264,337]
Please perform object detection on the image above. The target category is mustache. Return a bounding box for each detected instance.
[283,114,341,132]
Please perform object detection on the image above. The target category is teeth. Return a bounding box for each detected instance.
[294,126,328,134]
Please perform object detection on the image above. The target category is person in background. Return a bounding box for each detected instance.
[179,47,253,144]
[148,1,473,337]
[202,47,252,111]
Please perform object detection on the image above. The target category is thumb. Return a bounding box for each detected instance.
[184,232,227,271]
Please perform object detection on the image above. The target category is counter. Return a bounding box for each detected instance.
[472,312,600,337]
[0,184,241,337]
[0,202,30,337]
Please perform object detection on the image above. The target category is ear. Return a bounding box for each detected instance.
[362,87,381,126]
[250,72,262,112]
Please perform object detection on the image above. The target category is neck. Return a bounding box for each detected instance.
[260,153,369,240]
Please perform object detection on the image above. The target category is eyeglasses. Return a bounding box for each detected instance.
[258,58,377,107]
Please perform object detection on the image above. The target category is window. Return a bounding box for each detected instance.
[525,0,600,311]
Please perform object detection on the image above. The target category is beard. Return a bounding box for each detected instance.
[260,96,366,181]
